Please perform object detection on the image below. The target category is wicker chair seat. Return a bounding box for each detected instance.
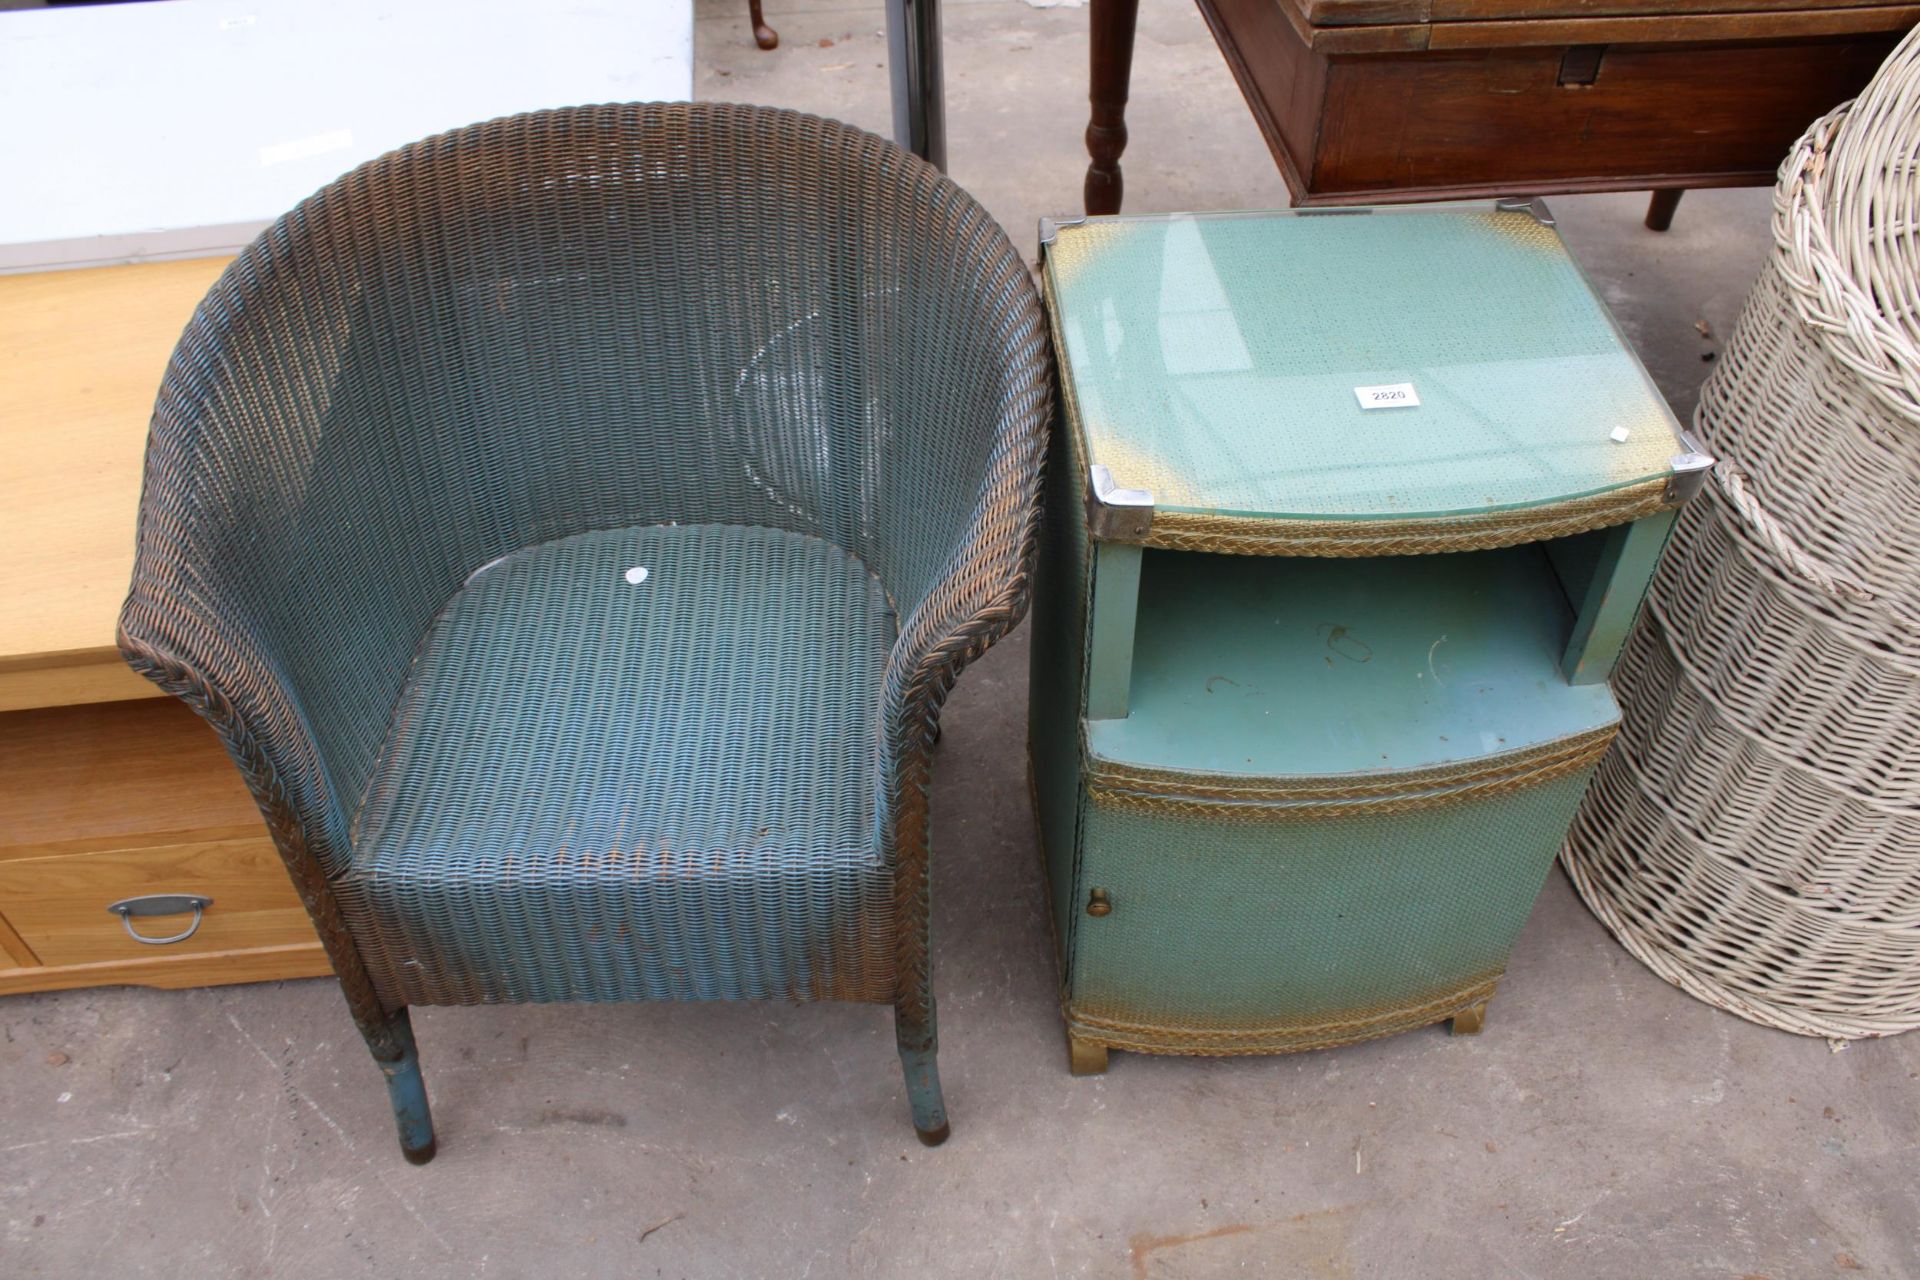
[340,522,896,1008]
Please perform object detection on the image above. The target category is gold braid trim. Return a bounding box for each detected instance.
[1083,724,1616,804]
[1066,975,1501,1056]
[1141,477,1673,557]
[1086,729,1613,822]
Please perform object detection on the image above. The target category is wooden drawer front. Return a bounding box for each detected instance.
[0,837,315,967]
[1312,37,1898,199]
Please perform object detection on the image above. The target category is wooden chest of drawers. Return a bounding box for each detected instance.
[0,700,330,994]
[0,260,330,995]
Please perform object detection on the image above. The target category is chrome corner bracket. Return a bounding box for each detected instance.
[1085,464,1154,541]
[1665,432,1716,504]
[1039,215,1086,248]
[1495,197,1556,226]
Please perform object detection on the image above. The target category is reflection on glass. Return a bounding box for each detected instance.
[1047,208,1684,521]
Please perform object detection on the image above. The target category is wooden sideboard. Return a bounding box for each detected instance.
[1084,0,1917,220]
[0,260,333,995]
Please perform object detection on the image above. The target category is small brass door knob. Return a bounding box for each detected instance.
[1085,887,1113,918]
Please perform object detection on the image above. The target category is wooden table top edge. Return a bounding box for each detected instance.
[1294,0,1915,25]
[1274,0,1920,51]
[0,942,333,996]
[1,255,231,713]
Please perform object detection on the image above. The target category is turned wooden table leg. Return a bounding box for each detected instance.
[1645,188,1685,232]
[1084,0,1142,215]
[748,0,778,49]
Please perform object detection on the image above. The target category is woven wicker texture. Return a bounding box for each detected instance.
[1027,385,1096,958]
[1565,29,1920,1039]
[342,524,895,1006]
[119,103,1049,1041]
[1069,767,1597,1053]
[1082,725,1615,805]
[1137,478,1673,558]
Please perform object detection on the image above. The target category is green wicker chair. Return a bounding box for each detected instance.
[117,103,1050,1161]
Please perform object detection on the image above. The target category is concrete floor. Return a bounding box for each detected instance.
[6,1,1918,1276]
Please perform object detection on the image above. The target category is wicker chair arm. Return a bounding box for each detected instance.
[881,425,1047,750]
[876,253,1052,817]
[116,617,403,1036]
[119,535,360,879]
[875,262,1052,909]
[113,266,458,881]
[870,268,1048,1047]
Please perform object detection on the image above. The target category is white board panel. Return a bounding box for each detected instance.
[0,0,693,271]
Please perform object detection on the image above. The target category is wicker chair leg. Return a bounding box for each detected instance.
[894,1005,949,1147]
[896,1044,949,1146]
[368,1008,437,1164]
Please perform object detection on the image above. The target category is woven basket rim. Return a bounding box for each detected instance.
[1771,27,1920,426]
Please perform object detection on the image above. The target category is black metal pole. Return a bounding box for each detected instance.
[885,0,946,170]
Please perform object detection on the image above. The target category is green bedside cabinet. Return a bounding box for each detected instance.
[1030,203,1711,1074]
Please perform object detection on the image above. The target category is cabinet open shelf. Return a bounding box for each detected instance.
[1087,545,1621,783]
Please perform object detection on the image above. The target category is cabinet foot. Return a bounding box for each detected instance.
[1068,1034,1110,1076]
[1450,1001,1489,1036]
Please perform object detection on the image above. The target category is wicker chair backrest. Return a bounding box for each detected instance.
[123,104,1041,862]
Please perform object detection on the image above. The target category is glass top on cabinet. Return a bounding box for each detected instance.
[1042,204,1688,525]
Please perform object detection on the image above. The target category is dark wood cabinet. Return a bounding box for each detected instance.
[1086,0,1916,212]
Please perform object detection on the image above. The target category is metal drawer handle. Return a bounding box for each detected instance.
[107,894,212,945]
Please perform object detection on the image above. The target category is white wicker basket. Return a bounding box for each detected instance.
[1650,491,1920,803]
[1695,265,1920,657]
[1610,620,1920,928]
[1565,26,1920,1041]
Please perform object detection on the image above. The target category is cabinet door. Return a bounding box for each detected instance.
[1068,772,1591,1047]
